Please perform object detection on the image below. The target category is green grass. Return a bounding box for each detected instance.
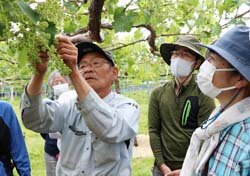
[7,90,154,176]
[132,157,154,176]
[124,90,151,134]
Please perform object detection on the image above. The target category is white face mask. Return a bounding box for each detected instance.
[52,83,69,97]
[170,57,194,77]
[197,60,237,98]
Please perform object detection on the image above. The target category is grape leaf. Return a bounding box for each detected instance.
[45,21,57,45]
[112,8,133,32]
[64,20,77,33]
[15,0,40,24]
[64,1,80,13]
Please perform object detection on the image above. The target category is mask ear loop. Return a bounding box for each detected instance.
[200,88,242,129]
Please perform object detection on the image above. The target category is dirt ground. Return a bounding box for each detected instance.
[133,134,153,158]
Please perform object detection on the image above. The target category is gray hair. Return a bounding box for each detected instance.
[48,70,71,87]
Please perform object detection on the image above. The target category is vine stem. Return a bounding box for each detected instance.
[60,0,64,34]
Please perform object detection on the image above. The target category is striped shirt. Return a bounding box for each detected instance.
[205,117,250,176]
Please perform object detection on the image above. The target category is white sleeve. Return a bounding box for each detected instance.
[77,90,140,143]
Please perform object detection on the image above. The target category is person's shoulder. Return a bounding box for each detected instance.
[0,101,13,112]
[152,81,172,92]
[58,90,77,101]
[115,92,137,103]
[61,90,76,96]
[0,100,12,108]
[114,92,139,108]
[230,117,250,142]
[241,117,250,131]
[235,117,250,131]
[149,82,173,99]
[237,118,250,146]
[0,101,16,124]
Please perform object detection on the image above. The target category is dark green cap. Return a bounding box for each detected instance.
[160,35,204,65]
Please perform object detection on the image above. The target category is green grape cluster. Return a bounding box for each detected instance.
[36,0,65,31]
[49,44,71,75]
[0,0,70,75]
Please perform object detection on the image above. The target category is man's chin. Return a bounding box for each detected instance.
[86,79,97,86]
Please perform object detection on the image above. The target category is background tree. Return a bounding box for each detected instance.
[0,0,249,88]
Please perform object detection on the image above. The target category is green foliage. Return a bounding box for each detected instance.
[0,22,4,36]
[0,0,249,83]
[16,0,40,23]
[114,41,168,85]
[64,20,78,33]
[112,8,138,32]
[0,0,70,75]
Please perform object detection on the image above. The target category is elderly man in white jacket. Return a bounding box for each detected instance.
[21,37,140,176]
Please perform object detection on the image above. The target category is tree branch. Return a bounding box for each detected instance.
[68,22,112,37]
[221,9,250,28]
[134,24,158,54]
[68,15,199,56]
[68,0,87,4]
[101,23,113,30]
[159,33,198,37]
[88,0,105,42]
[66,23,113,44]
[108,39,147,51]
[68,31,92,44]
[123,0,134,11]
[0,57,17,65]
[68,27,88,36]
[107,32,197,57]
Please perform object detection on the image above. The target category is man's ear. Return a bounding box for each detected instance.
[235,77,249,89]
[111,66,118,81]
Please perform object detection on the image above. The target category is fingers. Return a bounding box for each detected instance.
[160,164,172,174]
[57,35,72,44]
[60,54,77,62]
[56,35,77,57]
[58,47,77,58]
[56,35,74,50]
[166,169,181,176]
[56,35,78,70]
[57,36,78,60]
[57,43,78,66]
[38,52,49,62]
[57,40,75,50]
[38,52,49,58]
[57,42,76,54]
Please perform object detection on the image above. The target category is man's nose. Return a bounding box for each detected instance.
[82,66,94,74]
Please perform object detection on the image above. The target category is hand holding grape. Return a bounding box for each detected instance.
[35,51,49,75]
[56,36,78,72]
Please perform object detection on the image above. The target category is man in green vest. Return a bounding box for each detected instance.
[148,35,215,176]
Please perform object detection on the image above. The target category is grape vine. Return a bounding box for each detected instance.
[0,0,70,75]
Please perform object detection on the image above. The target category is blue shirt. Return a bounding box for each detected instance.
[207,117,250,176]
[0,162,6,176]
[0,101,30,176]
